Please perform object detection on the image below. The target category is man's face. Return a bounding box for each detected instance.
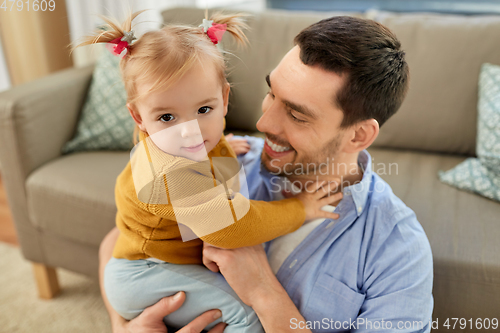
[257,46,348,177]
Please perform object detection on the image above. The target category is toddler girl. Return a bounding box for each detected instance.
[75,10,341,332]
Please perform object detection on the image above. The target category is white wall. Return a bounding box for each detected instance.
[196,0,265,11]
[0,34,11,92]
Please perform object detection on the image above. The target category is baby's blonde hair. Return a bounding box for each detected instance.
[72,9,248,143]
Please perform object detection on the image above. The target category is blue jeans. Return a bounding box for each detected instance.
[104,258,263,333]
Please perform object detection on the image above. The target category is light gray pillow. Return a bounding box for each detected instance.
[439,63,500,201]
[63,46,135,154]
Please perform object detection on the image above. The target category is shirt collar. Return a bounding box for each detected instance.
[343,149,372,217]
[258,150,373,217]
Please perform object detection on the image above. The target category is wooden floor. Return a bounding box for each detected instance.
[0,175,18,246]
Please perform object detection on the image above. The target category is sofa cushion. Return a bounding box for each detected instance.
[163,8,500,156]
[439,64,500,202]
[371,12,500,156]
[26,152,129,247]
[62,46,135,154]
[368,147,500,320]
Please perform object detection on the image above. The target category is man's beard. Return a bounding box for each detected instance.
[261,132,342,178]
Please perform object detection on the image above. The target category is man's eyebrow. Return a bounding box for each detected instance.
[266,72,317,119]
[283,99,318,120]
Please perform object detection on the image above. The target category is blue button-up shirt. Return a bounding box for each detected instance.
[237,136,433,333]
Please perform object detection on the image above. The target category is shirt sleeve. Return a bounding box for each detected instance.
[235,135,264,167]
[354,208,434,333]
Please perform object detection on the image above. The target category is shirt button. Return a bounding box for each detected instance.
[289,259,297,269]
[326,221,335,228]
[220,147,227,156]
[357,206,362,213]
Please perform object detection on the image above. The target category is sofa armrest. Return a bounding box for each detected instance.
[0,65,94,177]
[0,65,93,262]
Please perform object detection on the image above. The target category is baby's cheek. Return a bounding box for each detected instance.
[206,116,224,138]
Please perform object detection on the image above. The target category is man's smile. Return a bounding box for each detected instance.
[264,136,293,158]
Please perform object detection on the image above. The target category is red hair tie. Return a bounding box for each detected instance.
[200,19,227,45]
[106,30,136,58]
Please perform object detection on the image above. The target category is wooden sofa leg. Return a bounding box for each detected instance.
[32,263,60,299]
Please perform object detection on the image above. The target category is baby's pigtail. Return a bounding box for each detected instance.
[69,9,147,53]
[209,12,249,46]
[67,9,148,146]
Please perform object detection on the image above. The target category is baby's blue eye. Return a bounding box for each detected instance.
[160,114,174,122]
[198,106,212,114]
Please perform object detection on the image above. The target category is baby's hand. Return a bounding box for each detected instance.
[226,133,250,156]
[288,180,343,221]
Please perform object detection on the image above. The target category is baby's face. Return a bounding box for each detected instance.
[130,61,228,161]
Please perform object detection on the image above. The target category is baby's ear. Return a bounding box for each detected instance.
[127,103,146,131]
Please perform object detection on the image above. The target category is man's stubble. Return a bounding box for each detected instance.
[261,132,343,179]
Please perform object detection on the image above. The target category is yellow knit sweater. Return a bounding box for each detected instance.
[113,132,305,264]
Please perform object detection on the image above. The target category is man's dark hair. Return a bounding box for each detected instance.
[294,16,409,128]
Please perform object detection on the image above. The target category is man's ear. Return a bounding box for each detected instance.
[222,83,230,117]
[127,103,146,132]
[344,119,379,153]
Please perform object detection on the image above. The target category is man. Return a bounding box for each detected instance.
[100,15,433,332]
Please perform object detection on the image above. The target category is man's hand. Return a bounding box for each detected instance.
[202,243,282,308]
[117,291,226,333]
[225,133,250,156]
[202,243,311,332]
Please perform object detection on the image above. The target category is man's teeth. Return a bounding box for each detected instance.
[266,137,291,153]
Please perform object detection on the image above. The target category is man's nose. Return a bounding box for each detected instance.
[257,100,282,135]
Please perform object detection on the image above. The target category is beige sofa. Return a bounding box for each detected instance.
[1,7,499,331]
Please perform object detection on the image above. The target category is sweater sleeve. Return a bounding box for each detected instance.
[150,189,306,248]
[199,195,306,248]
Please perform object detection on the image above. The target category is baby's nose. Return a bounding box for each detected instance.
[180,120,202,138]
